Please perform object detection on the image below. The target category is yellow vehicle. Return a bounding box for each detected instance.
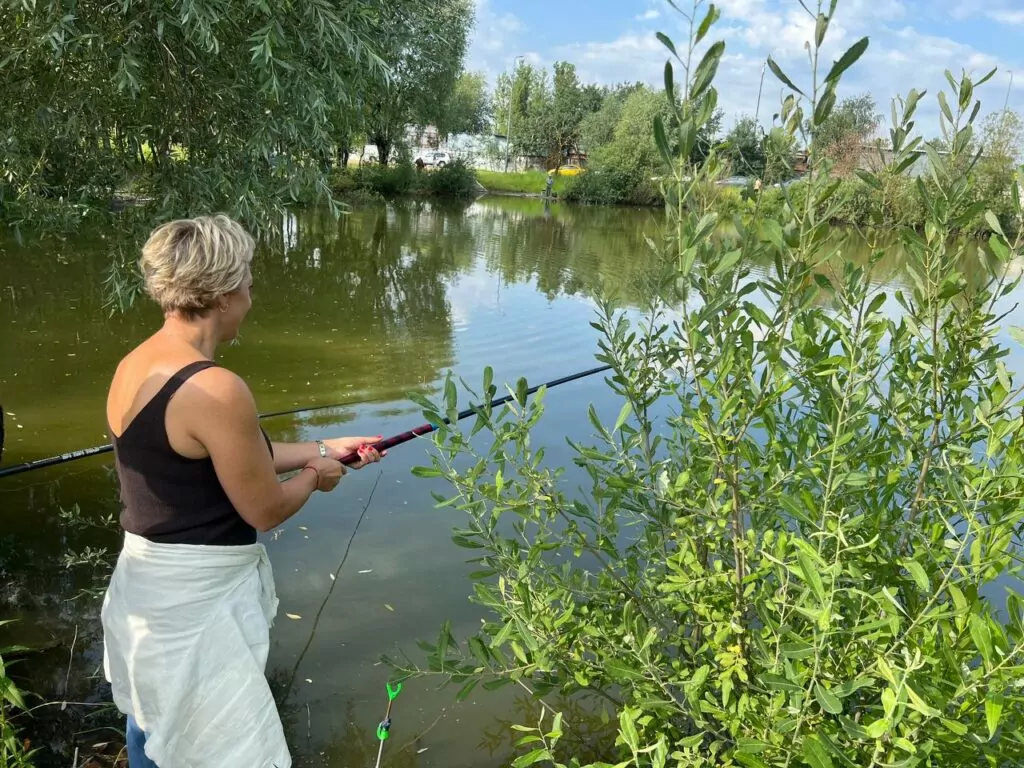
[547,164,586,176]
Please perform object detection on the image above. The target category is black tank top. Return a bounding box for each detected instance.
[110,360,271,546]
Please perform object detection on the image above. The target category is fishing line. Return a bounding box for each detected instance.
[281,364,613,689]
[272,363,613,763]
[283,468,383,697]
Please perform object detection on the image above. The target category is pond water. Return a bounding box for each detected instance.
[1,196,1023,767]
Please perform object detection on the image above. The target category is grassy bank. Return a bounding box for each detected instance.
[475,170,571,196]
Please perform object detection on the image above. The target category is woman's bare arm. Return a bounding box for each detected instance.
[185,370,336,531]
[270,441,323,474]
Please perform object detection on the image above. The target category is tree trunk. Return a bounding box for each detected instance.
[373,136,392,166]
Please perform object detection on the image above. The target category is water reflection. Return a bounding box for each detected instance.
[0,198,670,768]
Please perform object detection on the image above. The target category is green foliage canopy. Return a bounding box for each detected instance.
[0,0,391,236]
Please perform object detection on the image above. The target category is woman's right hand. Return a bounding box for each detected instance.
[305,457,345,492]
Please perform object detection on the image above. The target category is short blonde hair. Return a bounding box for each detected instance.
[140,215,255,318]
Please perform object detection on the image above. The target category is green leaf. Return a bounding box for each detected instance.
[814,85,836,126]
[696,4,720,44]
[824,37,869,83]
[0,678,26,711]
[985,211,1005,237]
[735,738,770,754]
[691,41,725,101]
[815,682,843,714]
[482,365,493,396]
[970,613,994,665]
[781,641,815,659]
[989,233,1010,262]
[985,694,1003,740]
[767,56,805,96]
[656,32,678,58]
[855,169,882,190]
[759,673,802,692]
[456,677,478,702]
[902,558,929,591]
[864,718,888,739]
[654,114,673,169]
[515,376,529,407]
[482,677,513,690]
[802,735,834,768]
[976,66,998,87]
[619,708,640,752]
[798,551,826,604]
[941,718,968,736]
[714,249,743,275]
[814,13,828,47]
[444,375,457,410]
[904,684,941,718]
[512,748,552,767]
[411,465,442,478]
[938,91,954,124]
[607,660,646,682]
[613,401,633,433]
[866,291,887,315]
[468,636,490,665]
[834,677,875,698]
[664,60,675,105]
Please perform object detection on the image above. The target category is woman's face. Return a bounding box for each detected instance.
[219,271,253,341]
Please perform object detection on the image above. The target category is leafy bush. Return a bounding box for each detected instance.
[421,159,479,199]
[330,160,479,201]
[1,627,36,768]
[393,3,1024,767]
[564,168,663,207]
[750,173,1017,236]
[351,162,417,197]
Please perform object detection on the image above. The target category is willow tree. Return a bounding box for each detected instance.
[361,0,472,165]
[0,0,389,239]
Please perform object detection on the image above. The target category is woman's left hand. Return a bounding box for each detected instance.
[322,436,386,469]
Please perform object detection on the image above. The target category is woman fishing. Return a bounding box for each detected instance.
[100,214,384,768]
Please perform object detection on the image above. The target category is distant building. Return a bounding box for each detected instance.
[346,124,570,172]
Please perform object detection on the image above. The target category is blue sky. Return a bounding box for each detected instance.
[466,0,1024,137]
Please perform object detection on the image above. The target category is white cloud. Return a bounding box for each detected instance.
[465,0,533,86]
[992,10,1024,24]
[950,0,1024,25]
[467,0,1024,142]
[636,8,661,21]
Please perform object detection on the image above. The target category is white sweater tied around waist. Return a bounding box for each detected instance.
[101,531,290,768]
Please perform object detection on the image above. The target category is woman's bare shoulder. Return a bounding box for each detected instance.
[186,364,252,401]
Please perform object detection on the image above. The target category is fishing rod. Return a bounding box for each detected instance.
[0,364,613,480]
[0,399,368,480]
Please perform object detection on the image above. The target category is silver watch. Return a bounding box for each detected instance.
[316,439,327,458]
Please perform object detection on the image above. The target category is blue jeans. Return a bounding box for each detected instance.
[126,715,159,768]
